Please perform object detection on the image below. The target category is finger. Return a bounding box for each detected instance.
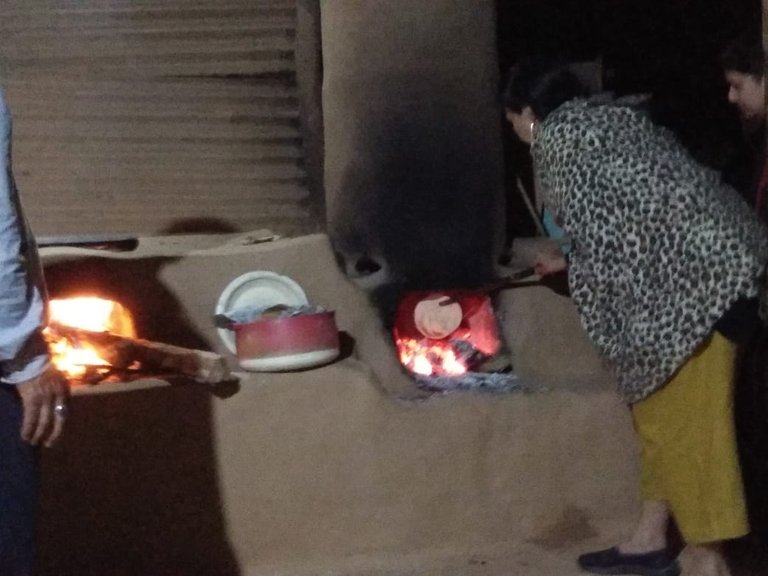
[31,400,52,446]
[45,396,68,448]
[54,373,70,397]
[20,395,41,443]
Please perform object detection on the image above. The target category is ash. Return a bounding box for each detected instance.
[415,372,527,394]
[450,338,486,366]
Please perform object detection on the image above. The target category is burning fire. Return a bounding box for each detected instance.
[45,297,136,379]
[396,337,468,376]
[393,292,502,377]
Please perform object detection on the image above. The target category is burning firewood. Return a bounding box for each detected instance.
[47,323,232,385]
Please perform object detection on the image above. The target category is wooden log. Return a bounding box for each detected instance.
[48,323,232,384]
[121,338,232,385]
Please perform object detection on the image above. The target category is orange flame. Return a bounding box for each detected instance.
[45,297,136,378]
[396,337,468,376]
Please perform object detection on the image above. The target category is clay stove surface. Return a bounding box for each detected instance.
[39,363,638,576]
[35,232,636,576]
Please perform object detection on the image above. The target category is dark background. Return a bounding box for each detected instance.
[497,0,762,239]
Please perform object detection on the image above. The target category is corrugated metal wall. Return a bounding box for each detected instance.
[0,1,316,237]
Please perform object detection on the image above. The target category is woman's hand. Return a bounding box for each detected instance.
[533,248,567,277]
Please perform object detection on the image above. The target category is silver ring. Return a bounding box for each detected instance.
[54,403,68,418]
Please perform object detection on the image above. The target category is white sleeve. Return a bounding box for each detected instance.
[0,89,51,384]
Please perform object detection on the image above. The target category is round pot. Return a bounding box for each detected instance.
[232,311,340,371]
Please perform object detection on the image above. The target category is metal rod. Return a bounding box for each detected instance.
[438,270,541,306]
[515,176,547,236]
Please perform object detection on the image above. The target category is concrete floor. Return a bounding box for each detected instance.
[241,536,623,576]
[250,537,768,576]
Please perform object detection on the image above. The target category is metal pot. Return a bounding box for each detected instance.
[232,310,340,372]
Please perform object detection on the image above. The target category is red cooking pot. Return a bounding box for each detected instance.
[232,310,340,371]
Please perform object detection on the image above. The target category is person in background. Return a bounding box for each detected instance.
[721,32,768,223]
[721,33,768,560]
[504,58,768,576]
[0,88,69,576]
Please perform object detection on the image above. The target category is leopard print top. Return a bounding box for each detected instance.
[532,98,768,403]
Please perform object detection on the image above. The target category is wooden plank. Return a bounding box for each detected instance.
[13,119,301,140]
[0,1,312,237]
[0,37,297,59]
[5,77,299,98]
[0,6,297,26]
[48,323,232,385]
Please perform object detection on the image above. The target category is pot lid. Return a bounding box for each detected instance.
[215,271,308,354]
[414,295,463,339]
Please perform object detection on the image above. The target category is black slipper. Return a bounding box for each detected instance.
[577,547,680,576]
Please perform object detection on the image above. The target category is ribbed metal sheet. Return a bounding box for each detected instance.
[0,1,312,236]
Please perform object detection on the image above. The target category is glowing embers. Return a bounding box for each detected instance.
[396,337,468,376]
[393,291,501,377]
[44,297,137,381]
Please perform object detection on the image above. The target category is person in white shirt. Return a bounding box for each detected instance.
[0,88,69,576]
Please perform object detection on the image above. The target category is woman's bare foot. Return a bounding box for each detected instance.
[618,500,671,554]
[679,544,732,576]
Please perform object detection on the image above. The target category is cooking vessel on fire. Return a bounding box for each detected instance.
[231,310,340,372]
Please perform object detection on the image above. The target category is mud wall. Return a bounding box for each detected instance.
[322,0,505,289]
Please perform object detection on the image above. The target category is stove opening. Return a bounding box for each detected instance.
[394,291,500,376]
[45,296,137,381]
[393,290,522,393]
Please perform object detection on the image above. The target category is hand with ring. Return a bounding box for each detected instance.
[16,365,70,447]
[54,401,68,418]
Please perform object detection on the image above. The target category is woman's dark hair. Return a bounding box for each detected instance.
[503,58,588,120]
[720,33,765,77]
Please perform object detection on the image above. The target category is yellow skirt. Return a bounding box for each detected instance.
[631,331,749,544]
